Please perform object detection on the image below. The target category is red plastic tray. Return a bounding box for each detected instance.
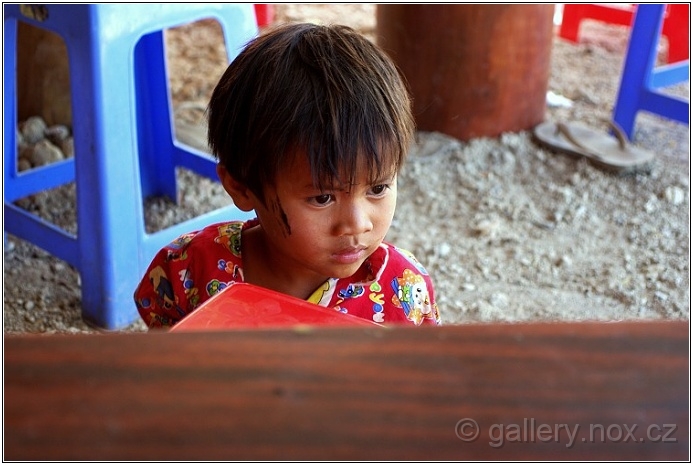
[171,283,379,331]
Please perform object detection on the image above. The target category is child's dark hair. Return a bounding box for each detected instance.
[207,22,414,202]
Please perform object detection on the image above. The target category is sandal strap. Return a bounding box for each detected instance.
[605,119,629,151]
[555,120,631,160]
[554,122,605,161]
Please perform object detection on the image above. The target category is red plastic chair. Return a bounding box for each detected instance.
[559,3,689,63]
[253,4,274,27]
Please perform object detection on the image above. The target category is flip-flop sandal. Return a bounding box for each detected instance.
[533,120,654,174]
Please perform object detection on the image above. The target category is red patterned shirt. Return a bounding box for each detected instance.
[134,219,441,328]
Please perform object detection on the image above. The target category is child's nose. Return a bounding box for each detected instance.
[334,200,373,236]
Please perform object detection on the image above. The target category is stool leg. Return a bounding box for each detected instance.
[67,16,143,329]
[4,17,17,250]
[135,30,178,201]
[612,4,665,140]
[4,18,19,196]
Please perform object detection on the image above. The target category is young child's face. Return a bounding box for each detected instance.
[253,151,398,283]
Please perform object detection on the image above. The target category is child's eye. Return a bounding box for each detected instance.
[309,194,334,206]
[369,184,390,196]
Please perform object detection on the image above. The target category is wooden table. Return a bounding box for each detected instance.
[4,321,689,461]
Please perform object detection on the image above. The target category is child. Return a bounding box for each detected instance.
[134,23,441,328]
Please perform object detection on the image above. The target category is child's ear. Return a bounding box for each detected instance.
[216,163,256,212]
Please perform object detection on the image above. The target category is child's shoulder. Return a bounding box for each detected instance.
[159,220,251,257]
[379,242,431,277]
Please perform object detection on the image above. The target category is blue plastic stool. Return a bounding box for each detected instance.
[4,4,258,329]
[612,4,690,140]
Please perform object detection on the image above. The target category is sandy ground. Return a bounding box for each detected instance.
[3,4,690,333]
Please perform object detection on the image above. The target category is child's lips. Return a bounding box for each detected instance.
[332,246,367,264]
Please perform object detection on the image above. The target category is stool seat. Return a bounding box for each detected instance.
[612,4,689,140]
[4,4,258,329]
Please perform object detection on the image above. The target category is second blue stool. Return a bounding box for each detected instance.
[612,4,689,140]
[4,4,258,329]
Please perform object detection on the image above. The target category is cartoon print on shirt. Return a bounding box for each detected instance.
[178,269,200,309]
[338,284,365,299]
[333,283,366,316]
[390,269,433,325]
[148,265,185,316]
[214,222,243,256]
[308,280,336,306]
[146,312,177,328]
[369,281,385,323]
[162,232,196,262]
[206,278,232,297]
[218,259,244,280]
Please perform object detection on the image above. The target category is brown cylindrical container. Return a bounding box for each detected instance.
[376,4,554,141]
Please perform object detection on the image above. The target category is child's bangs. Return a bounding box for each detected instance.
[303,130,403,192]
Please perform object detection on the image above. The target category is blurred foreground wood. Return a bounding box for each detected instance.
[4,321,688,461]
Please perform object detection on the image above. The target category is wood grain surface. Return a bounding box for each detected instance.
[4,321,689,461]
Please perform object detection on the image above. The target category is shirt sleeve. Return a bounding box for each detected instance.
[133,232,202,329]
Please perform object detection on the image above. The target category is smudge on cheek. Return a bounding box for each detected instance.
[269,196,291,237]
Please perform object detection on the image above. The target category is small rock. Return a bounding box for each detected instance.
[493,149,515,166]
[60,137,74,158]
[472,219,499,237]
[17,155,32,172]
[575,88,598,105]
[24,300,35,311]
[489,292,509,308]
[51,262,66,273]
[664,186,684,205]
[16,128,26,148]
[437,242,451,257]
[19,143,32,159]
[44,124,71,145]
[462,283,476,291]
[20,116,47,144]
[644,195,658,213]
[28,139,64,167]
